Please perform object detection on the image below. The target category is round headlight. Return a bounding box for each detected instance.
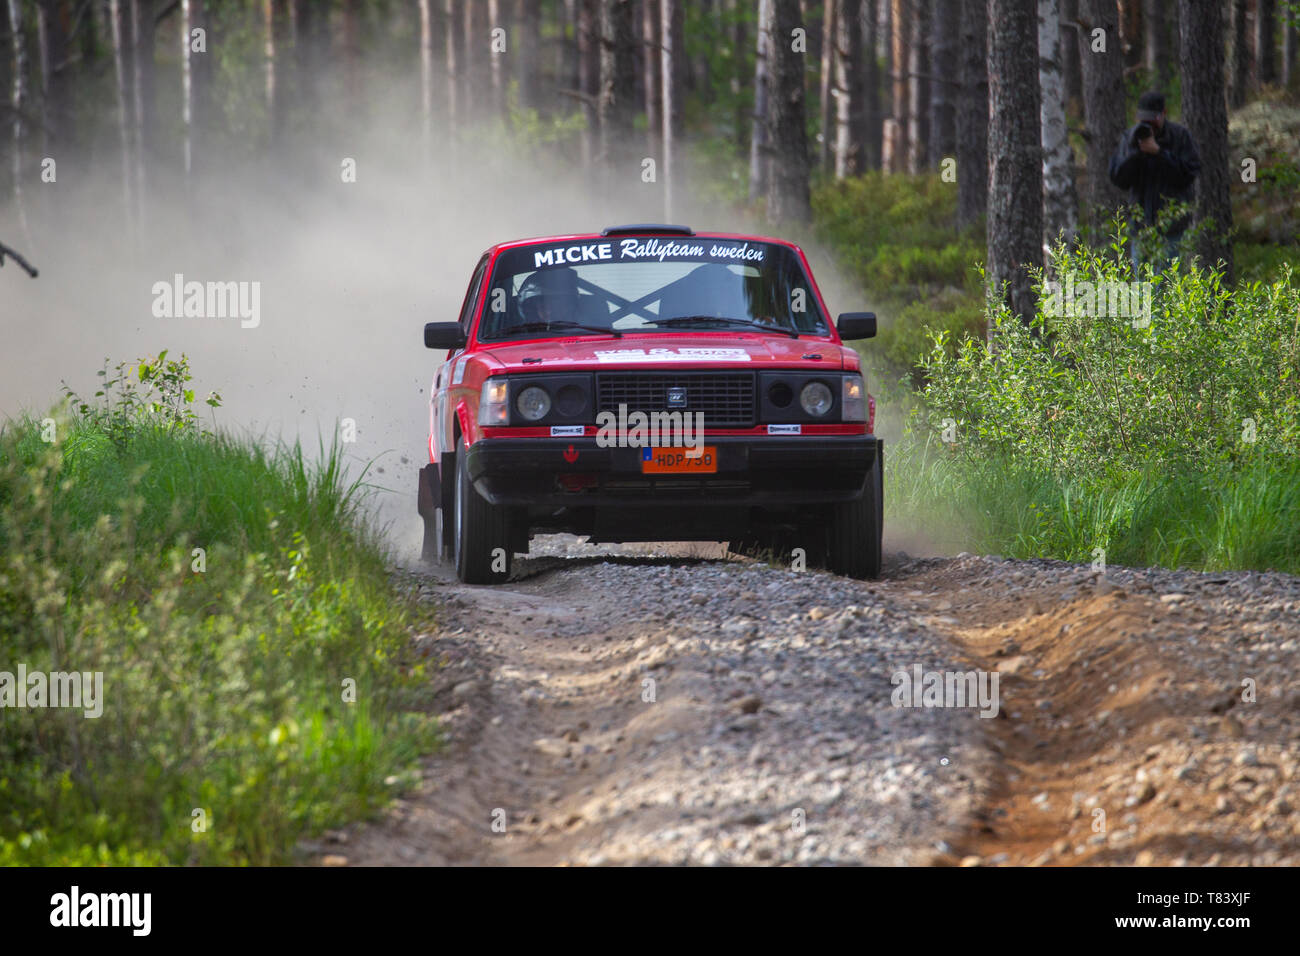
[516,385,552,421]
[800,381,833,417]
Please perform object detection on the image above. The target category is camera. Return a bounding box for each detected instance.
[1132,122,1155,147]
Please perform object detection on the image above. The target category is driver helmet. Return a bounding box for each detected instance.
[517,267,579,325]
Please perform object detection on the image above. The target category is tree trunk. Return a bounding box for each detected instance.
[834,0,866,177]
[1039,0,1077,250]
[1257,0,1277,87]
[487,0,505,115]
[1228,0,1248,108]
[1077,0,1126,232]
[1061,0,1081,106]
[661,0,683,216]
[956,0,987,226]
[515,0,540,111]
[1178,0,1232,282]
[885,0,908,172]
[731,0,748,152]
[129,0,154,220]
[863,0,881,169]
[599,0,636,185]
[444,0,460,126]
[108,0,135,207]
[1284,13,1297,89]
[987,0,1043,331]
[749,0,772,200]
[1140,0,1170,88]
[767,0,811,222]
[819,0,837,173]
[577,0,599,163]
[906,0,928,172]
[642,0,660,146]
[8,0,27,206]
[929,0,957,167]
[418,0,433,151]
[461,0,479,115]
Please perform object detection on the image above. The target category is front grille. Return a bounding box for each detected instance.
[596,372,756,428]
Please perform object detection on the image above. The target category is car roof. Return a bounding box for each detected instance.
[480,228,806,259]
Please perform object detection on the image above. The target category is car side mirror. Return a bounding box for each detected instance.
[425,322,467,350]
[836,312,877,340]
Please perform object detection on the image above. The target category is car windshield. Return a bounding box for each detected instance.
[477,238,830,341]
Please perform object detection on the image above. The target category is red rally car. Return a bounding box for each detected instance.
[418,224,883,584]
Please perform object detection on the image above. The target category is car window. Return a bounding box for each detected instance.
[458,256,489,332]
[478,240,829,340]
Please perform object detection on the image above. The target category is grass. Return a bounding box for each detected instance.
[890,439,1300,574]
[0,377,438,865]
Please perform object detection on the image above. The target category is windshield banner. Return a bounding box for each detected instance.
[532,239,767,269]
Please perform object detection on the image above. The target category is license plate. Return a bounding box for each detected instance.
[641,446,718,474]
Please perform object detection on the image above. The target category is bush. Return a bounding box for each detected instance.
[0,355,437,864]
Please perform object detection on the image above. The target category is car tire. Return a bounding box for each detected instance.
[826,442,883,579]
[454,444,512,584]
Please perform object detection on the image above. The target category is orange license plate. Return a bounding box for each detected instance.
[641,446,718,474]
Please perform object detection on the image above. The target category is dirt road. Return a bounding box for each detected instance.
[332,542,1300,866]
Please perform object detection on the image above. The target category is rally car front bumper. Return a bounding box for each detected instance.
[463,435,879,508]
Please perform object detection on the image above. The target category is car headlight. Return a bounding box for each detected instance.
[516,385,552,421]
[841,374,866,422]
[800,381,834,417]
[479,378,509,425]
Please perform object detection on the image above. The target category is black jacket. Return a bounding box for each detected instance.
[1108,120,1200,232]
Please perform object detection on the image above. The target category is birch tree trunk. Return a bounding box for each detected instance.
[1039,0,1077,251]
[444,0,460,126]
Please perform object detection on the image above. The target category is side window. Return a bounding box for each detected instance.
[457,256,489,334]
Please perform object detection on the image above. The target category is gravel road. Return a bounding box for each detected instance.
[329,540,1300,867]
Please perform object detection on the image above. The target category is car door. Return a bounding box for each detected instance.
[433,255,489,465]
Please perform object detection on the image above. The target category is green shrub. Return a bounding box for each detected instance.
[0,355,437,865]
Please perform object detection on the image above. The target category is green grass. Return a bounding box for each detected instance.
[0,394,438,865]
[890,442,1300,574]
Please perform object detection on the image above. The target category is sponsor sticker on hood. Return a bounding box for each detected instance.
[593,347,753,363]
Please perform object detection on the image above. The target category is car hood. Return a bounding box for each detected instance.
[476,333,855,372]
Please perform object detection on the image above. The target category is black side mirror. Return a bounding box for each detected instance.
[836,312,877,341]
[425,322,467,350]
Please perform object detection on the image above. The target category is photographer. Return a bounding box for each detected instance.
[1108,92,1201,274]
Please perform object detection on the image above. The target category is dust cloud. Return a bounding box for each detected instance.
[1,87,909,559]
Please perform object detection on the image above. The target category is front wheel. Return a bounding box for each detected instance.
[454,444,513,584]
[825,442,883,579]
